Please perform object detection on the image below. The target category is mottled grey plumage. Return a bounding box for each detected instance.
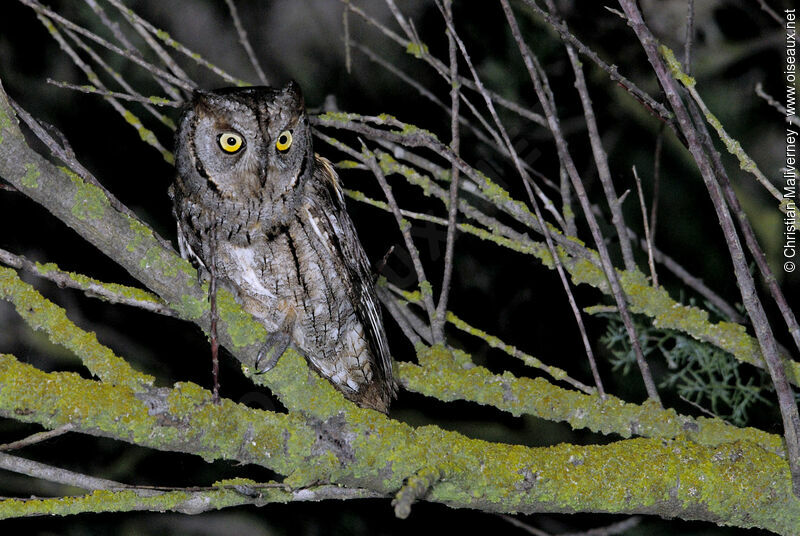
[169,82,395,412]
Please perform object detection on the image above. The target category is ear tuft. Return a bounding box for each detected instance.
[283,80,304,109]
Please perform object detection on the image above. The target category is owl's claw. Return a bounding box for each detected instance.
[255,331,292,373]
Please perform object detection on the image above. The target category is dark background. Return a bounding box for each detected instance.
[0,0,795,534]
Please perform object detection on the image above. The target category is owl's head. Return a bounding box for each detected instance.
[175,81,314,205]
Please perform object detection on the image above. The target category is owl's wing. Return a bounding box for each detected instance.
[305,156,395,394]
[169,183,208,272]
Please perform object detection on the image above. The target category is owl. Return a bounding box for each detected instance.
[169,81,395,413]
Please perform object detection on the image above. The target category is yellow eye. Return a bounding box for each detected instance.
[276,130,292,152]
[218,132,244,153]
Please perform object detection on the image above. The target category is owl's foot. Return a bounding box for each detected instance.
[255,330,292,373]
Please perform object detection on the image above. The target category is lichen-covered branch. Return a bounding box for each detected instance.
[0,265,154,390]
[0,352,797,532]
[0,247,176,317]
[315,114,799,387]
[400,347,783,456]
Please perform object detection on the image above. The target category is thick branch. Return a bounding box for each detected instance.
[0,352,796,532]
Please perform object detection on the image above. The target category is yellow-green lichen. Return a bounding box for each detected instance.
[446,311,578,387]
[0,346,797,531]
[60,166,109,221]
[122,110,174,164]
[419,280,433,298]
[21,162,40,188]
[400,346,783,457]
[0,266,153,389]
[178,292,207,320]
[335,159,362,169]
[405,41,429,59]
[33,260,165,307]
[660,45,695,88]
[317,111,360,123]
[139,246,180,279]
[0,102,15,144]
[126,214,155,253]
[377,152,434,197]
[0,354,160,442]
[216,288,267,347]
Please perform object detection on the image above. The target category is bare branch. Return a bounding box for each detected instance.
[632,167,658,286]
[0,425,74,452]
[360,144,439,337]
[224,0,269,85]
[504,0,656,401]
[755,82,800,127]
[105,0,244,87]
[45,79,181,107]
[684,0,695,75]
[519,0,679,137]
[754,0,783,25]
[82,0,184,101]
[563,36,635,271]
[432,0,461,343]
[19,0,196,93]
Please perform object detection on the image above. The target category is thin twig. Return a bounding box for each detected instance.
[560,516,643,536]
[377,287,424,347]
[82,0,183,101]
[506,1,660,400]
[632,166,658,286]
[0,451,130,491]
[343,0,352,74]
[116,5,193,91]
[690,99,800,359]
[498,514,552,536]
[684,0,695,75]
[560,166,577,236]
[313,121,592,263]
[45,79,181,107]
[60,24,180,128]
[519,0,678,135]
[667,51,800,351]
[754,0,783,25]
[562,34,635,271]
[224,0,268,85]
[341,0,548,127]
[662,48,784,205]
[755,82,800,127]
[318,123,594,284]
[19,0,195,93]
[589,203,745,323]
[0,247,178,317]
[105,0,243,87]
[33,15,174,164]
[360,144,439,338]
[446,311,595,394]
[650,127,663,247]
[383,283,434,344]
[352,41,550,184]
[435,3,605,395]
[432,0,461,343]
[0,424,74,451]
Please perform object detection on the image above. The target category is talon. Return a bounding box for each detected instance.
[255,331,292,373]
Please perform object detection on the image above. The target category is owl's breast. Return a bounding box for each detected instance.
[215,220,371,388]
